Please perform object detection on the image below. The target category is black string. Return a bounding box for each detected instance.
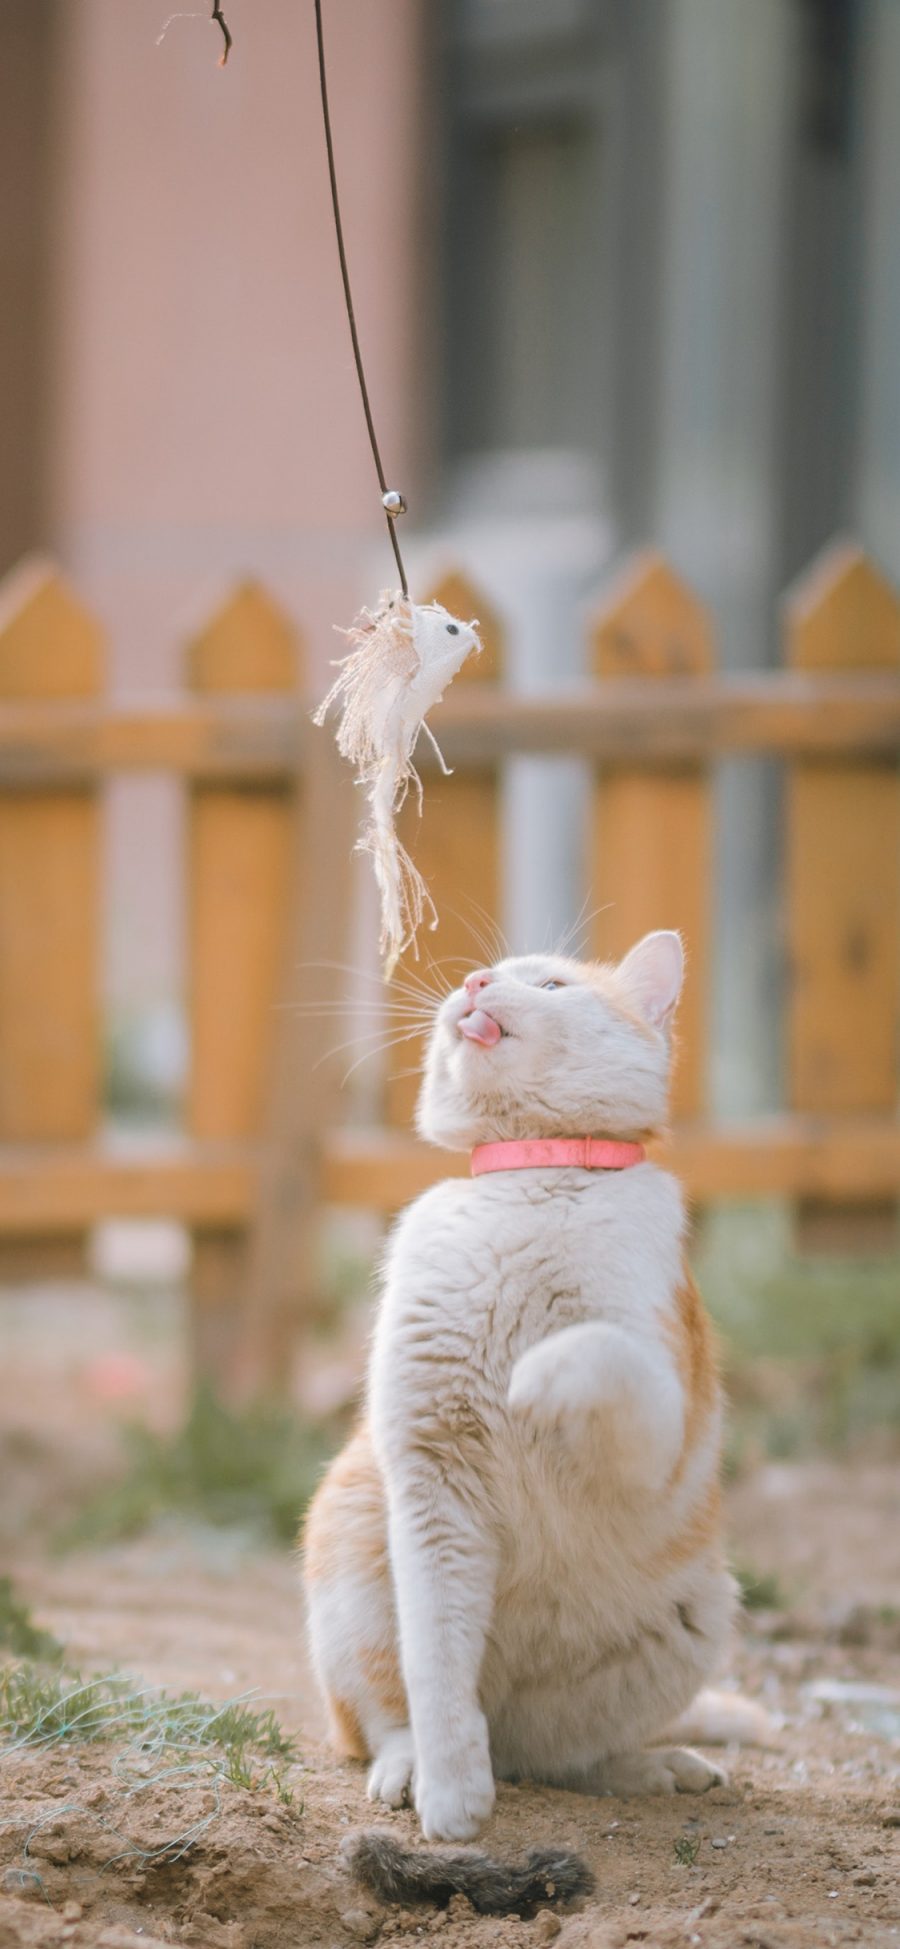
[313,0,409,598]
[211,1,232,64]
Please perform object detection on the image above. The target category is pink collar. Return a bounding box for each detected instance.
[470,1137,646,1178]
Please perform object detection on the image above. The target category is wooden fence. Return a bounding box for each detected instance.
[0,541,898,1386]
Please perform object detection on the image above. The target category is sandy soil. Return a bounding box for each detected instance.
[1,1297,899,1949]
[0,1465,897,1949]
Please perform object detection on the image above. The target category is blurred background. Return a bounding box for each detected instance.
[0,0,898,1649]
[3,0,899,1075]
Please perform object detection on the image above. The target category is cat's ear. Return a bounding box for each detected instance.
[617,930,684,1030]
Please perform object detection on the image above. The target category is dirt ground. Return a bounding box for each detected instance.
[1,1293,899,1949]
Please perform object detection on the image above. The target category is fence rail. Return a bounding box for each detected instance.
[0,540,897,1385]
[2,671,900,786]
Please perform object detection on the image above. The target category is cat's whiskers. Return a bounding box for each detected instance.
[297,957,447,1008]
[549,901,614,961]
[286,999,436,1021]
[385,1060,428,1084]
[314,1014,434,1074]
[338,1023,429,1087]
[444,900,509,970]
[312,1024,434,1070]
[390,960,453,1001]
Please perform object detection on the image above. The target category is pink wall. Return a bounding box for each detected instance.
[43,0,428,1007]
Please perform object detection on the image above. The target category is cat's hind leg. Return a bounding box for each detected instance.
[302,1423,414,1808]
[580,1746,726,1796]
[668,1686,779,1747]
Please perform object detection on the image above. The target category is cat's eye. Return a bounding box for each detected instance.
[446,622,459,635]
[540,979,564,991]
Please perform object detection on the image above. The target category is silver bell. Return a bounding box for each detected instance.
[382,489,407,519]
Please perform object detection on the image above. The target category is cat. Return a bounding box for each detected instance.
[303,930,759,1898]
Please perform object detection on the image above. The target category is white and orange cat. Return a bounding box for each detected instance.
[304,931,753,1853]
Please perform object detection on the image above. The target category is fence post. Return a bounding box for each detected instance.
[588,552,715,1125]
[0,559,102,1278]
[785,540,900,1249]
[386,571,504,1133]
[240,725,358,1397]
[185,581,298,1381]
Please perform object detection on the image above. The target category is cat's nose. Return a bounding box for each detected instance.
[464,969,493,998]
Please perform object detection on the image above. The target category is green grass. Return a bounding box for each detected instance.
[695,1206,900,1462]
[673,1835,701,1866]
[61,1385,334,1550]
[0,1580,64,1664]
[0,1659,298,1808]
[735,1563,789,1612]
[0,1661,293,1757]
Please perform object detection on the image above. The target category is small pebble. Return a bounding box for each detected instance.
[63,1904,84,1922]
[533,1915,561,1943]
[711,1838,728,1849]
[628,1892,640,1906]
[341,1907,380,1943]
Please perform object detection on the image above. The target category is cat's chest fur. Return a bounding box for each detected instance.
[372,1164,684,1437]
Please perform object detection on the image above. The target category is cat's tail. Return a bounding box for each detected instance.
[343,1829,595,1916]
[668,1686,781,1748]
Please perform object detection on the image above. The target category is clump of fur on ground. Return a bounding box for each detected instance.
[343,1828,595,1915]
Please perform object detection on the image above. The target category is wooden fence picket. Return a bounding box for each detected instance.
[588,553,714,1122]
[0,560,102,1276]
[785,541,900,1247]
[185,581,299,1372]
[386,571,504,1132]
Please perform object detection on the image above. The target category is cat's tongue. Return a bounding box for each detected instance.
[459,1008,502,1048]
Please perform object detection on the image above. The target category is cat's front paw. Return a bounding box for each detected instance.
[415,1739,495,1842]
[367,1727,415,1808]
[507,1341,570,1429]
[416,1769,496,1842]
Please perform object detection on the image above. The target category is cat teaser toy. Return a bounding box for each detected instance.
[312,595,480,977]
[309,0,482,977]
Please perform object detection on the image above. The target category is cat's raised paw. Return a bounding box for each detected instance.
[507,1341,569,1427]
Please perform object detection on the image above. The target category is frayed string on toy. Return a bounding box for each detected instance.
[156,3,231,64]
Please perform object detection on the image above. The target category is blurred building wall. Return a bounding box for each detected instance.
[1,0,899,1115]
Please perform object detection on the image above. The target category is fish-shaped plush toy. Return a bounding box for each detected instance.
[314,592,481,976]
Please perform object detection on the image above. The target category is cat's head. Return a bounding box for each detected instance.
[416,930,684,1151]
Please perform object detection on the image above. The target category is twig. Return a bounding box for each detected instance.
[212,0,232,64]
